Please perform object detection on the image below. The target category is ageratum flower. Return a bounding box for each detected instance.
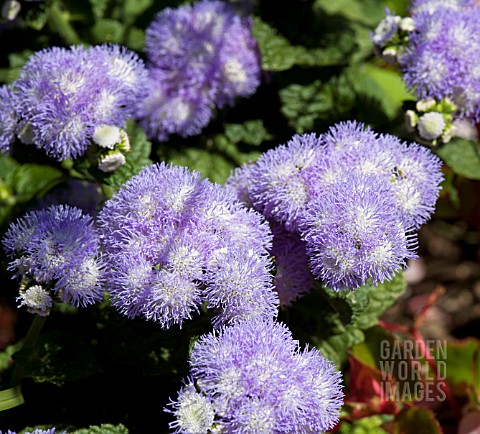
[1,430,62,434]
[137,0,261,141]
[2,205,104,309]
[97,162,277,329]
[232,133,322,232]
[307,121,443,230]
[167,318,344,433]
[10,44,147,160]
[0,84,16,154]
[301,173,418,291]
[401,3,480,120]
[227,121,442,292]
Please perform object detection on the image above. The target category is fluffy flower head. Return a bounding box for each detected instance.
[97,163,277,329]
[138,0,261,141]
[168,318,344,432]
[11,44,147,160]
[2,205,104,309]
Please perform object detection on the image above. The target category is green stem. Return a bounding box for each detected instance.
[47,2,82,46]
[10,315,47,387]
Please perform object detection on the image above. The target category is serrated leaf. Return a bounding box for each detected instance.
[435,138,480,180]
[13,330,103,386]
[224,120,273,146]
[279,80,334,133]
[279,73,359,133]
[394,407,441,434]
[73,423,129,434]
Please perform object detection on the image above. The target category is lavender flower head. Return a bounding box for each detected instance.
[137,0,261,141]
[400,2,480,120]
[234,133,322,232]
[167,318,344,433]
[1,430,61,434]
[227,121,443,292]
[0,84,17,154]
[10,44,147,160]
[97,162,277,329]
[1,430,62,434]
[2,205,104,310]
[301,173,418,291]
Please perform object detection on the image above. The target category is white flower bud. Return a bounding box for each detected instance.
[400,17,415,33]
[92,124,121,149]
[417,112,446,141]
[98,152,126,173]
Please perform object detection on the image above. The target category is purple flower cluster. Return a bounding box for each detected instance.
[227,121,443,292]
[3,44,147,160]
[97,162,278,329]
[136,0,261,141]
[0,428,61,434]
[2,205,104,313]
[1,430,60,434]
[166,318,344,433]
[400,0,480,121]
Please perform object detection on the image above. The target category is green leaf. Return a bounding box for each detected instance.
[24,0,49,30]
[394,407,441,434]
[13,330,103,386]
[122,0,153,25]
[0,386,24,411]
[168,147,235,184]
[351,326,395,370]
[435,338,480,402]
[90,18,125,43]
[279,80,334,133]
[3,163,64,203]
[89,0,110,20]
[435,138,480,180]
[252,18,349,71]
[279,72,360,133]
[0,341,23,373]
[125,27,145,51]
[348,64,414,119]
[283,271,406,366]
[73,423,129,434]
[159,120,267,184]
[313,0,387,26]
[224,120,273,146]
[339,415,391,434]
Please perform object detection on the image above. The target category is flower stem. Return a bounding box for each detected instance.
[10,314,47,388]
[47,2,82,46]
